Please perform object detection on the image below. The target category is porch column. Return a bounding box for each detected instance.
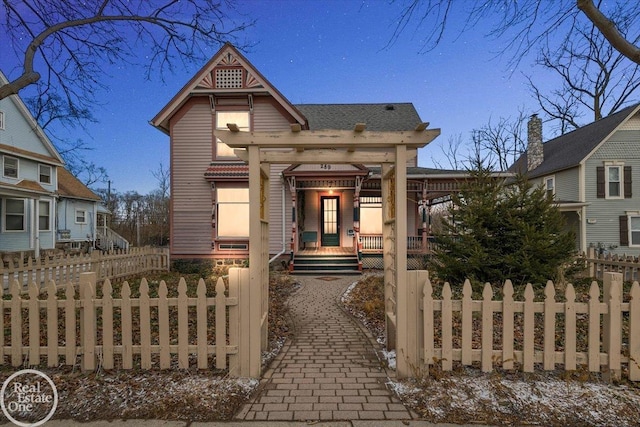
[287,177,297,270]
[353,176,363,270]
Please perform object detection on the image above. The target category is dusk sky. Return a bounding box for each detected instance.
[3,0,560,194]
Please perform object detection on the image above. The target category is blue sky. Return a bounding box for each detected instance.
[4,0,550,194]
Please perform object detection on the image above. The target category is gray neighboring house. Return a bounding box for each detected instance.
[512,103,640,255]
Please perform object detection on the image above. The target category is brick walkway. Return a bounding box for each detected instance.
[236,275,415,422]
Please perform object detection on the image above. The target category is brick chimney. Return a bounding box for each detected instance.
[527,114,543,171]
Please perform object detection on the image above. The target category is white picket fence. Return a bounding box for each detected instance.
[398,270,639,381]
[0,269,262,377]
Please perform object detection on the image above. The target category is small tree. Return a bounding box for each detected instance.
[430,168,575,286]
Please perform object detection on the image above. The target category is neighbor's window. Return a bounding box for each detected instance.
[75,209,87,224]
[545,176,555,199]
[630,216,640,246]
[215,111,249,158]
[39,164,52,184]
[39,200,51,231]
[607,165,622,198]
[4,198,25,231]
[0,111,4,130]
[3,156,18,178]
[360,197,383,235]
[217,187,249,237]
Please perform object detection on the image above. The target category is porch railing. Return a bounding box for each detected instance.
[361,234,428,253]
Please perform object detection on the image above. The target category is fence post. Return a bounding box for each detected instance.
[630,282,640,381]
[80,272,96,371]
[232,267,260,378]
[399,270,427,378]
[603,272,622,381]
[588,247,595,278]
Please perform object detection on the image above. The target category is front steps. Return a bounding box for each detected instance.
[291,253,361,275]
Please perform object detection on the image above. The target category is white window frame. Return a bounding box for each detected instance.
[544,176,555,199]
[3,156,18,179]
[0,111,4,130]
[75,209,87,224]
[3,198,26,232]
[215,111,250,159]
[39,164,52,184]
[39,200,51,231]
[605,162,624,199]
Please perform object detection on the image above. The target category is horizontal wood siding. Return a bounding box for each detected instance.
[253,98,296,132]
[171,99,213,256]
[585,128,640,254]
[554,167,579,202]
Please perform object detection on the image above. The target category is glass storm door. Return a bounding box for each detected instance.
[321,196,340,246]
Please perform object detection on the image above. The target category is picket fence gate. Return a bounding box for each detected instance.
[0,269,261,378]
[399,270,639,381]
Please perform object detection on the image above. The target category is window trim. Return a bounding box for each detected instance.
[3,156,18,179]
[605,162,624,199]
[215,185,250,238]
[544,175,555,198]
[215,110,250,159]
[39,200,51,231]
[39,164,52,184]
[75,209,87,224]
[3,198,26,232]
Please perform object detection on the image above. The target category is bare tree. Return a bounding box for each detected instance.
[469,111,527,171]
[391,1,640,66]
[526,9,640,134]
[0,1,252,109]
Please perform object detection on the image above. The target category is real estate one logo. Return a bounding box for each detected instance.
[1,369,58,427]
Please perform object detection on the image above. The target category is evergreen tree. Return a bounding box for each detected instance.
[430,168,575,286]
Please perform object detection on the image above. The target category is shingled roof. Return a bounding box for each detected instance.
[57,168,101,201]
[510,103,640,178]
[294,103,422,131]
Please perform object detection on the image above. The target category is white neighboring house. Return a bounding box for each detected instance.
[0,70,128,259]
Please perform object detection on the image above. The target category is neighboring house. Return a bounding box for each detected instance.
[511,104,640,256]
[0,71,128,259]
[151,43,473,271]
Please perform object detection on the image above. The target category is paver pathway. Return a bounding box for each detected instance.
[236,275,415,422]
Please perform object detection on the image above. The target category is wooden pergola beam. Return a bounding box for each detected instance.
[217,128,440,150]
[234,148,411,164]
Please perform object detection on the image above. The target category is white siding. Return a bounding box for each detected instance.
[170,99,214,256]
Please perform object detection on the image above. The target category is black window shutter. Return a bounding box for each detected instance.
[620,216,629,246]
[596,167,605,198]
[624,166,632,198]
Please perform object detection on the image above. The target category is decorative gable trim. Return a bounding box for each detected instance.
[151,43,307,134]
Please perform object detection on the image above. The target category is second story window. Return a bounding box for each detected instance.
[39,164,52,184]
[607,165,622,198]
[545,176,555,199]
[3,156,18,179]
[215,111,249,158]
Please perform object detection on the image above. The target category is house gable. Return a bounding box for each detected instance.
[0,71,64,165]
[151,43,307,134]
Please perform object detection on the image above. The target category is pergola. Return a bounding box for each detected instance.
[217,124,440,377]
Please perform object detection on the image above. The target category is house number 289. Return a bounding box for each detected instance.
[320,164,332,170]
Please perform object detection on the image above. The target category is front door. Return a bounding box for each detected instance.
[321,196,340,246]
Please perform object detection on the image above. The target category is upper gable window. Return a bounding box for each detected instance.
[607,165,622,198]
[0,111,4,130]
[39,164,52,184]
[215,111,249,158]
[216,68,243,89]
[3,156,18,179]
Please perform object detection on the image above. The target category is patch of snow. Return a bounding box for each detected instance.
[381,349,396,370]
